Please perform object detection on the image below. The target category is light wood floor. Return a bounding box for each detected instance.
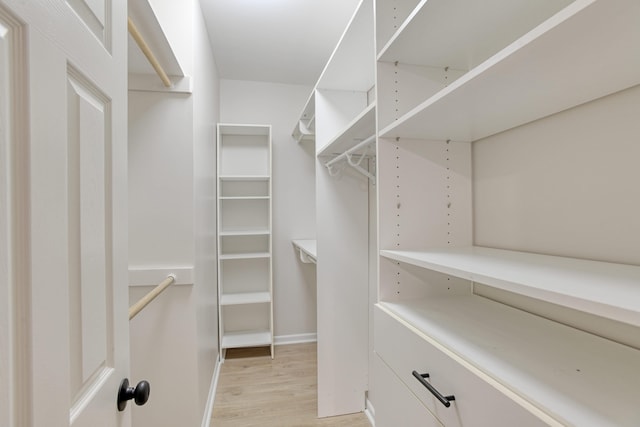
[211,343,371,427]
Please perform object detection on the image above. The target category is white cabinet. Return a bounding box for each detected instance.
[289,0,376,417]
[374,0,640,426]
[217,124,273,357]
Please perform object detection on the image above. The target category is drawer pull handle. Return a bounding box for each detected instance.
[412,371,456,408]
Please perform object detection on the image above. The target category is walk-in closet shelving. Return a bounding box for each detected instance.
[377,0,640,139]
[217,124,273,358]
[381,247,640,327]
[290,0,376,418]
[318,103,376,182]
[374,0,640,425]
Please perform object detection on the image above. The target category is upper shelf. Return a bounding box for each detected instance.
[377,0,573,69]
[218,124,271,136]
[219,175,270,182]
[317,0,375,91]
[378,0,640,141]
[317,103,376,158]
[380,246,640,327]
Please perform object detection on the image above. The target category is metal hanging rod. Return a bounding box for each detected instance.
[324,134,376,182]
[129,274,176,320]
[324,134,376,168]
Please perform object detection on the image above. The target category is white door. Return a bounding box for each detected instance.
[0,1,130,426]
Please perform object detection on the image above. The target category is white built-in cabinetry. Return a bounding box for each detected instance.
[291,0,376,417]
[374,0,640,426]
[217,123,274,358]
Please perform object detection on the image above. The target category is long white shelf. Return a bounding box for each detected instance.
[317,102,376,158]
[219,228,270,237]
[219,196,270,200]
[221,330,272,349]
[218,123,270,136]
[292,239,317,264]
[377,0,572,69]
[379,297,640,427]
[219,175,270,181]
[220,292,271,306]
[316,0,375,92]
[379,0,640,142]
[219,252,270,260]
[380,247,640,327]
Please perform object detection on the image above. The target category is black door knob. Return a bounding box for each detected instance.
[117,378,150,411]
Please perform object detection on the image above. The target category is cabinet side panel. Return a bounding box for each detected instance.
[378,137,472,251]
[316,158,369,417]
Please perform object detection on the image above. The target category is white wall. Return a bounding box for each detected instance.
[128,0,220,426]
[220,79,317,340]
[474,84,640,266]
[128,91,194,265]
[192,0,220,418]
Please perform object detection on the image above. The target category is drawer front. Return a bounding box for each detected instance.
[373,354,443,427]
[374,305,546,427]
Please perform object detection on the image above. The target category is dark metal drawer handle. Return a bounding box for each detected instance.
[412,370,455,408]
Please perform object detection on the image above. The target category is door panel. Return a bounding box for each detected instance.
[67,68,113,411]
[2,0,129,426]
[67,0,109,46]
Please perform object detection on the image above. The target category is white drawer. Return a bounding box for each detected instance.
[374,305,547,427]
[373,354,443,427]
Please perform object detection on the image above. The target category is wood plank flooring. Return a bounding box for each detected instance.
[211,343,371,427]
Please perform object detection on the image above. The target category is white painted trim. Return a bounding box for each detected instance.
[200,354,222,427]
[274,333,317,346]
[128,266,194,286]
[127,73,193,93]
[364,397,375,426]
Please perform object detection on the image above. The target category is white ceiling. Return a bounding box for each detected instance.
[199,0,361,86]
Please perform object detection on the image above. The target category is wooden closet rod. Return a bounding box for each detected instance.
[129,274,176,320]
[127,16,172,87]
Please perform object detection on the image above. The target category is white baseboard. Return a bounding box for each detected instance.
[364,397,375,426]
[274,333,317,345]
[200,354,222,427]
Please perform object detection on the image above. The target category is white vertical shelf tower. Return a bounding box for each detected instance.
[313,0,376,418]
[373,0,640,426]
[217,123,274,358]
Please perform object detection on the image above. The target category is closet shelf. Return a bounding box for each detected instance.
[316,103,376,183]
[379,297,640,426]
[219,196,270,200]
[220,330,272,349]
[378,0,640,142]
[316,0,375,91]
[219,228,270,237]
[218,123,270,136]
[219,252,270,260]
[219,175,270,182]
[317,103,376,158]
[220,292,271,306]
[292,239,317,264]
[381,247,640,327]
[377,0,572,69]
